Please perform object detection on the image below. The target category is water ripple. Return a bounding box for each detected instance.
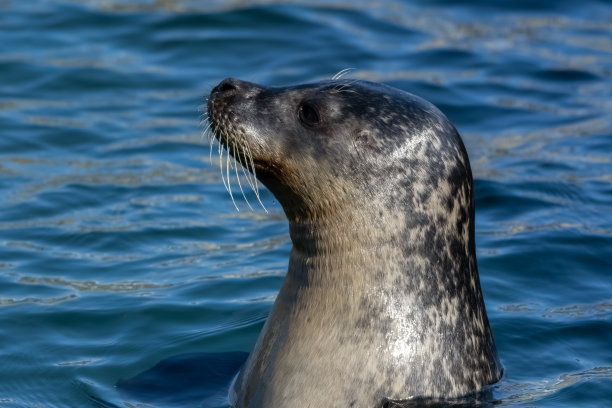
[1,1,611,407]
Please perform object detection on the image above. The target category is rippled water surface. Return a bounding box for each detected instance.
[1,1,611,407]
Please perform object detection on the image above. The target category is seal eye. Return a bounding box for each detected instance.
[298,102,320,128]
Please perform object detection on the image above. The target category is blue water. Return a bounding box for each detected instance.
[1,1,611,407]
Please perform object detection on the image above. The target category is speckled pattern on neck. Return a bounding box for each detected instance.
[207,78,502,408]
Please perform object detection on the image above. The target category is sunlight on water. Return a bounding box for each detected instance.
[0,0,610,407]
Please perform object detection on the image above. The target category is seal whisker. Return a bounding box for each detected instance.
[331,68,355,81]
[202,119,212,136]
[239,141,266,211]
[201,121,216,163]
[334,87,358,95]
[218,142,227,188]
[225,141,239,212]
[218,132,233,202]
[217,128,231,193]
[209,129,216,164]
[199,104,212,143]
[217,126,224,155]
[243,141,267,212]
[200,117,208,135]
[238,140,257,192]
[232,140,254,211]
[200,114,210,141]
[332,78,360,94]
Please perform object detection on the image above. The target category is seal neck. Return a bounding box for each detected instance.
[288,208,393,257]
[285,198,479,296]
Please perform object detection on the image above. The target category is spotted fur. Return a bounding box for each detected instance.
[207,78,502,408]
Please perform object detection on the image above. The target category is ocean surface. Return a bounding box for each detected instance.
[1,1,611,407]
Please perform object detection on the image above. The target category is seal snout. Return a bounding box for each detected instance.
[208,78,263,125]
[212,77,240,95]
[211,77,261,98]
[208,78,244,140]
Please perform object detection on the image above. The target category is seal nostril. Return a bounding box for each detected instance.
[215,78,238,94]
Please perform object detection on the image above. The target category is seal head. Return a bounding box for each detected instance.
[208,78,502,408]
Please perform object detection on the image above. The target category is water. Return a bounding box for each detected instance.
[1,1,611,407]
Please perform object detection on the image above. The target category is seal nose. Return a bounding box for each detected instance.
[212,78,242,95]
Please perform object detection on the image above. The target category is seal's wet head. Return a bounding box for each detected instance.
[208,78,468,223]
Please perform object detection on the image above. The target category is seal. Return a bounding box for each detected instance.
[207,77,502,408]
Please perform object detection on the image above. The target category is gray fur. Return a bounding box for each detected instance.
[207,78,502,408]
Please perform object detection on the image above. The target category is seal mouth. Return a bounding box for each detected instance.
[252,158,283,179]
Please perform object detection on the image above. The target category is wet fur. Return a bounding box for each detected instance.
[207,78,502,408]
